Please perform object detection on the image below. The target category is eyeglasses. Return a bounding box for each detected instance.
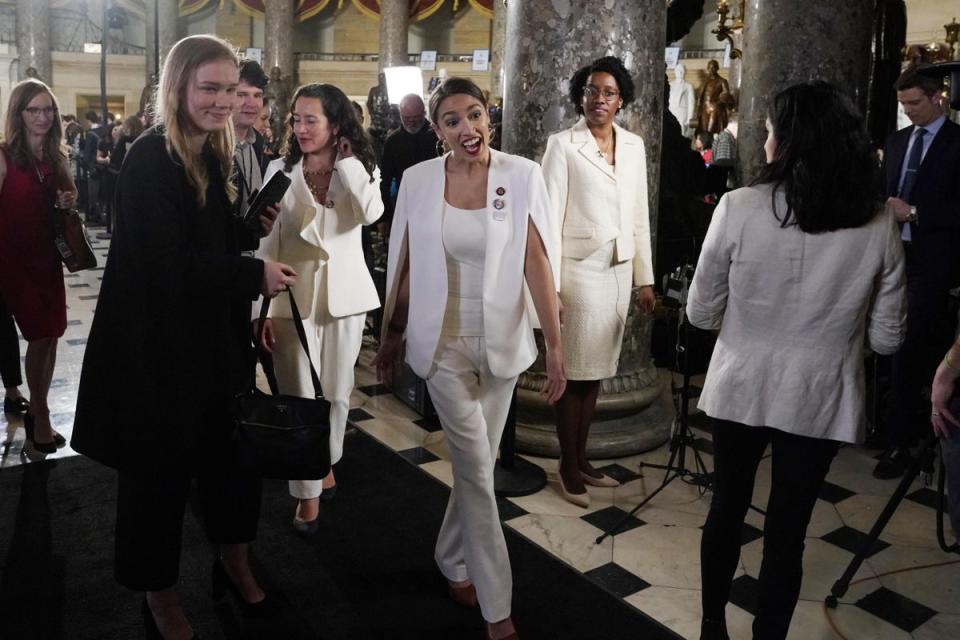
[23,106,56,118]
[583,86,620,102]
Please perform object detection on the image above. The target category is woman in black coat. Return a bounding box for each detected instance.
[71,35,294,639]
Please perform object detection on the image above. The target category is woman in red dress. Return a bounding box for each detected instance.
[0,79,78,454]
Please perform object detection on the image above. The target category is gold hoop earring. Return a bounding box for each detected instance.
[435,138,449,156]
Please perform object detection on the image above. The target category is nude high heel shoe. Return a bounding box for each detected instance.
[559,476,590,508]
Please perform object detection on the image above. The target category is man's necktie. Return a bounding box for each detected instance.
[900,127,926,242]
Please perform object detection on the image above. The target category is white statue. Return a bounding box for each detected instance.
[669,63,696,138]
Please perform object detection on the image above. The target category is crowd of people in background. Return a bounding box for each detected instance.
[1,30,959,640]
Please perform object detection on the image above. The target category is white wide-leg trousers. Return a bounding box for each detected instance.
[425,335,516,623]
[271,276,366,500]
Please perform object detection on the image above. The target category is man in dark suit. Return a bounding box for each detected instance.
[875,68,960,478]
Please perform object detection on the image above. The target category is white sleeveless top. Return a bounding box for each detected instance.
[441,202,486,336]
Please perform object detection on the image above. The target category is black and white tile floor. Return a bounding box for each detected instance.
[2,236,958,639]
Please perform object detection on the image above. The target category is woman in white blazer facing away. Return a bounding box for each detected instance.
[374,78,565,640]
[255,83,383,533]
[687,82,906,640]
[540,57,655,508]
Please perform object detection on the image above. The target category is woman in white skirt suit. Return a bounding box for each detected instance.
[374,78,565,640]
[541,57,655,507]
[255,83,383,533]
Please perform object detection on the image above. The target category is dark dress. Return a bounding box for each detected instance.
[71,128,265,590]
[0,145,67,340]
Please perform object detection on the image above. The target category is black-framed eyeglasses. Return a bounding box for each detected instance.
[583,86,620,102]
[23,106,56,118]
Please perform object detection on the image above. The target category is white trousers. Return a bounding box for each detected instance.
[272,300,365,500]
[425,335,516,623]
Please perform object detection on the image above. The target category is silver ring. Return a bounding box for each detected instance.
[932,411,942,417]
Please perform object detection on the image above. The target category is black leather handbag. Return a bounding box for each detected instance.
[234,289,331,480]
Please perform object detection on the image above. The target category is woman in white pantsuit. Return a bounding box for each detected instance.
[540,57,655,508]
[255,83,383,533]
[374,78,565,640]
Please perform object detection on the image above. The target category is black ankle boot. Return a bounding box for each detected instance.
[701,617,730,640]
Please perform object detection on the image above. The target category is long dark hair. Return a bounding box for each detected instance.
[281,83,376,181]
[754,81,878,233]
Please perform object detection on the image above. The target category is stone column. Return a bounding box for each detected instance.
[378,0,409,71]
[738,0,874,184]
[144,0,179,84]
[265,0,297,143]
[503,0,672,457]
[16,0,51,83]
[489,0,507,101]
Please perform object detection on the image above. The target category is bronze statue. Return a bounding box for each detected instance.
[696,59,730,133]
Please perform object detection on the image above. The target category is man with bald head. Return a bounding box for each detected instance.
[379,93,438,232]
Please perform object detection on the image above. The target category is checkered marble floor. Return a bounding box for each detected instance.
[3,233,958,639]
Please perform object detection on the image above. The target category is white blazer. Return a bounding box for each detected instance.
[257,155,383,319]
[382,149,560,380]
[686,185,907,444]
[540,117,654,287]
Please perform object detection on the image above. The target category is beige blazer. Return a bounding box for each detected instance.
[541,117,654,287]
[686,184,906,444]
[381,149,560,380]
[256,155,383,319]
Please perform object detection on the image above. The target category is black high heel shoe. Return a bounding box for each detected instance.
[4,396,29,414]
[211,558,279,618]
[23,413,57,454]
[141,597,200,640]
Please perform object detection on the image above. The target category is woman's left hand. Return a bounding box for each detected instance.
[931,361,960,439]
[259,203,281,237]
[55,189,77,209]
[338,137,353,159]
[633,285,656,316]
[542,346,567,405]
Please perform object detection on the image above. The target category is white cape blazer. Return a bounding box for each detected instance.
[381,149,561,380]
[257,155,383,319]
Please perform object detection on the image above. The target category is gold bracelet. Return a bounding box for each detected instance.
[946,353,960,375]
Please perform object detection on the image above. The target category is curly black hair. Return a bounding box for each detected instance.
[281,83,377,182]
[569,56,636,115]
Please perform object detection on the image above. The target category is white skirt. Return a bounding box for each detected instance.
[560,242,631,380]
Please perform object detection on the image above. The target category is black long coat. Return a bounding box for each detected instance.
[72,129,264,474]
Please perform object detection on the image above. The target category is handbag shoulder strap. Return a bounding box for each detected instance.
[256,289,323,398]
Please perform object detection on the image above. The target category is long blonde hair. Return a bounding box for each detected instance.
[156,35,237,207]
[2,79,67,171]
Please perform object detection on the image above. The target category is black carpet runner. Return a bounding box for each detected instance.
[0,428,678,639]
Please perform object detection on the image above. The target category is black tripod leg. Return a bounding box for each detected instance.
[826,435,935,607]
[595,439,684,545]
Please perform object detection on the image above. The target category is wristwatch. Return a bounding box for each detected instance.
[907,206,918,224]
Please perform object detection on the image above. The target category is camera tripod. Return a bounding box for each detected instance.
[826,432,959,608]
[596,304,713,544]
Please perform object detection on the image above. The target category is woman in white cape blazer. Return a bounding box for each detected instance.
[381,149,560,378]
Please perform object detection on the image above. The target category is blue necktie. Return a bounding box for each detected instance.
[900,127,926,242]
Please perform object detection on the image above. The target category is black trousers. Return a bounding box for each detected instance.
[701,419,840,640]
[889,247,955,449]
[0,293,23,389]
[114,429,262,592]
